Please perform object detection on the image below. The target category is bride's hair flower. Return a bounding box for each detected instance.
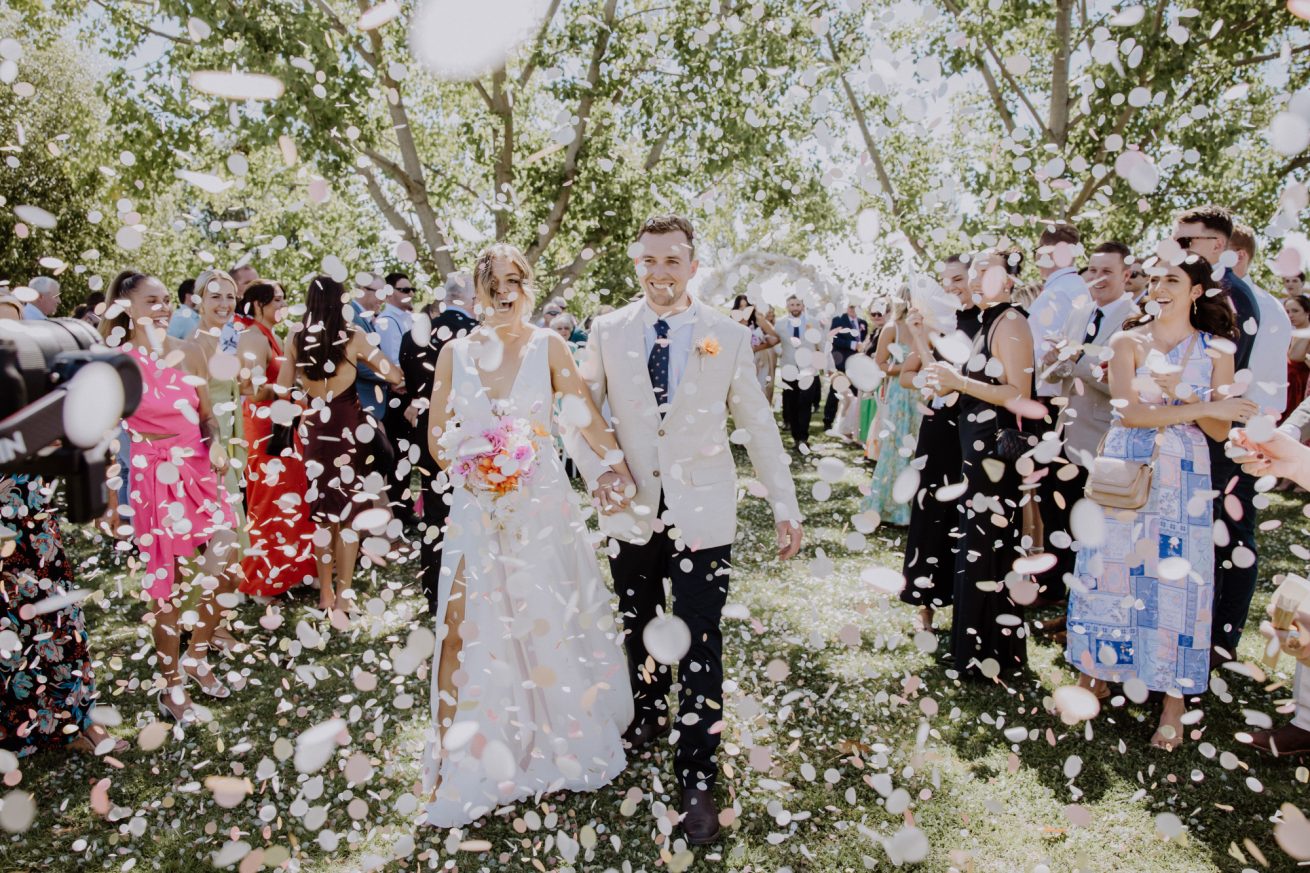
[696,335,721,357]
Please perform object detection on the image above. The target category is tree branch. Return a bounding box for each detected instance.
[356,163,430,269]
[311,0,376,67]
[941,0,1052,140]
[525,0,619,264]
[973,52,1017,134]
[472,79,496,113]
[1232,42,1310,69]
[88,0,188,45]
[827,34,928,262]
[359,0,457,276]
[490,68,514,240]
[549,229,613,298]
[517,0,564,88]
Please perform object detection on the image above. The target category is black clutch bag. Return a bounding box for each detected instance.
[994,426,1033,462]
[267,420,296,456]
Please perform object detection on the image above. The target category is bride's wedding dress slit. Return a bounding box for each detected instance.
[428,556,467,800]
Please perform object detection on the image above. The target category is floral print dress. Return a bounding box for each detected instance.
[0,476,97,756]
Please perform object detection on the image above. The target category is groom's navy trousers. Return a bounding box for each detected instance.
[610,499,731,791]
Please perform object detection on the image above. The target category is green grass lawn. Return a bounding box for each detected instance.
[4,435,1310,872]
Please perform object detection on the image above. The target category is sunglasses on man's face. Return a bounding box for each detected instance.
[1173,235,1222,248]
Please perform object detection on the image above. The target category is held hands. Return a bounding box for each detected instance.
[592,465,637,515]
[775,520,803,561]
[1232,427,1310,485]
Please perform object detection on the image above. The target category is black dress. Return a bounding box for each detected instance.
[951,303,1028,680]
[900,307,983,609]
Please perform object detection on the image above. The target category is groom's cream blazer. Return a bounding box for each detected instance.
[562,297,801,550]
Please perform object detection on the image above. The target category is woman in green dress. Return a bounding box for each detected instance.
[862,292,922,526]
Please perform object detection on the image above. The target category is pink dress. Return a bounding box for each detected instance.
[124,347,235,600]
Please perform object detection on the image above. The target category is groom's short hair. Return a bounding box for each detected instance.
[637,214,695,258]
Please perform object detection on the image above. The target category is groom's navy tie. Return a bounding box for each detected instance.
[649,318,671,411]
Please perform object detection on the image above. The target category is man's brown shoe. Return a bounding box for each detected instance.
[1241,723,1310,758]
[680,788,721,845]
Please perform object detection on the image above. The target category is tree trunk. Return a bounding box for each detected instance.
[491,68,514,241]
[1049,0,1074,146]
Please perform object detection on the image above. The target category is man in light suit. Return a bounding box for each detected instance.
[1034,241,1138,604]
[562,214,802,845]
[773,295,824,449]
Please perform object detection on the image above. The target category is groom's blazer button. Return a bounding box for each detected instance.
[658,429,666,437]
[652,470,661,478]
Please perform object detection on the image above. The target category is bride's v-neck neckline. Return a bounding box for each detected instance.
[473,328,540,404]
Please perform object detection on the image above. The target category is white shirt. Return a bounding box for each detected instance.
[1029,267,1089,398]
[22,302,46,321]
[773,313,824,373]
[1246,281,1293,417]
[375,303,414,365]
[642,298,698,403]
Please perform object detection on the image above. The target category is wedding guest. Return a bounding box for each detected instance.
[235,281,318,599]
[278,276,403,614]
[23,276,61,321]
[1230,224,1292,420]
[376,272,418,523]
[1173,206,1262,661]
[1232,427,1310,756]
[192,270,248,652]
[231,262,260,295]
[1127,259,1149,306]
[899,255,981,632]
[1286,271,1306,296]
[862,291,921,525]
[0,475,129,757]
[1028,223,1089,433]
[1034,242,1138,607]
[775,295,824,449]
[550,313,577,344]
[1283,294,1310,421]
[823,302,869,430]
[401,272,478,616]
[350,273,391,421]
[920,248,1033,680]
[166,278,199,339]
[857,303,886,446]
[75,290,105,326]
[730,294,781,400]
[1066,255,1253,750]
[101,269,242,722]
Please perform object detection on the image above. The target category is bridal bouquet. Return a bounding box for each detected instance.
[439,415,543,500]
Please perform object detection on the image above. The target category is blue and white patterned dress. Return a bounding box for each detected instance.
[1066,332,1215,695]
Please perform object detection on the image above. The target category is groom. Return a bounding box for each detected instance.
[563,214,803,844]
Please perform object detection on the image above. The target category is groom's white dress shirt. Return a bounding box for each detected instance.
[642,299,698,402]
[563,296,800,549]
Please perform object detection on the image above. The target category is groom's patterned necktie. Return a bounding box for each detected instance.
[649,318,670,412]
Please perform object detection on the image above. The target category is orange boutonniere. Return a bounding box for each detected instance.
[696,335,721,357]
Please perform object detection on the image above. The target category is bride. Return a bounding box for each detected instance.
[421,242,637,828]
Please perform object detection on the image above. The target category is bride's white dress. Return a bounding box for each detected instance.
[422,328,632,828]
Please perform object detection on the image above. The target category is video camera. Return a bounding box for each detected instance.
[0,318,142,523]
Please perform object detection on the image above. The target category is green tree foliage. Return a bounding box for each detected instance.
[91,0,843,307]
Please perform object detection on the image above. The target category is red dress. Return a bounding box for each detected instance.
[239,322,319,595]
[1285,359,1310,425]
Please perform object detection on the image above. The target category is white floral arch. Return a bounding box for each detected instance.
[697,251,844,317]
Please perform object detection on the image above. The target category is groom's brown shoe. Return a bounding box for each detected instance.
[679,788,721,845]
[622,716,669,754]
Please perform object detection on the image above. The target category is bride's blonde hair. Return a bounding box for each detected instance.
[473,243,537,321]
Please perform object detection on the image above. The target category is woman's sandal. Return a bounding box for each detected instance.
[182,656,231,699]
[157,687,197,724]
[70,728,131,756]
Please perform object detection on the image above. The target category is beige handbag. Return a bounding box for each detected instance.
[1082,332,1195,510]
[1083,430,1161,509]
